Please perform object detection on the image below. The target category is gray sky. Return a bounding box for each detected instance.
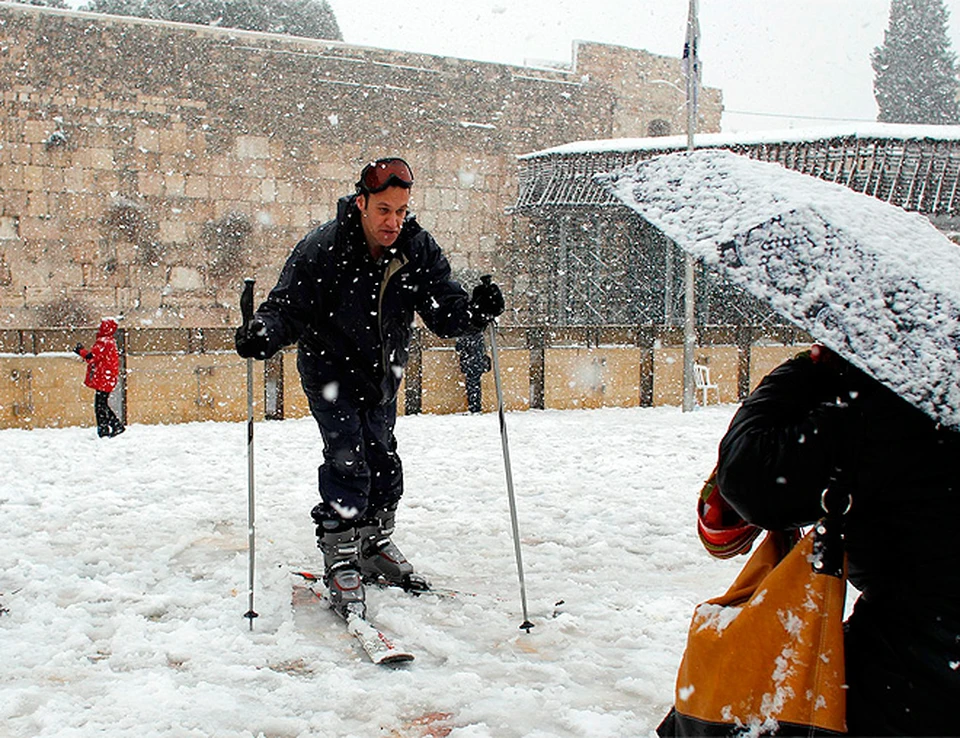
[325,0,960,133]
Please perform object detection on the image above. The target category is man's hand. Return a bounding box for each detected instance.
[74,343,84,355]
[234,318,268,359]
[469,277,505,325]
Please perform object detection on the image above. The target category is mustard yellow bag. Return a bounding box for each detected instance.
[658,523,847,736]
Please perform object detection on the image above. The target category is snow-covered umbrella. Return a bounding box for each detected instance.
[597,148,960,430]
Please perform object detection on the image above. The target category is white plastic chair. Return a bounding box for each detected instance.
[694,364,720,405]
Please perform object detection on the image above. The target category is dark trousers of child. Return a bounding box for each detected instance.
[95,390,125,437]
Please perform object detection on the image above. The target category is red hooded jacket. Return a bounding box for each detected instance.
[79,319,120,392]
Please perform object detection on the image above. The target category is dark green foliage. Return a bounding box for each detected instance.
[19,0,69,7]
[81,0,153,16]
[872,0,960,124]
[80,0,342,41]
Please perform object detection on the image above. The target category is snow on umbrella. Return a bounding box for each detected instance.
[597,148,960,429]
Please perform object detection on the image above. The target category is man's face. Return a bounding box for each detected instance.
[357,186,410,252]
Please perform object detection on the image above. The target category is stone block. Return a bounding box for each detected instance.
[135,127,161,153]
[167,265,203,290]
[17,217,60,241]
[0,286,26,309]
[164,173,185,197]
[93,170,120,193]
[138,171,164,196]
[276,180,298,204]
[259,179,277,203]
[239,161,266,178]
[219,177,258,201]
[22,120,52,145]
[26,191,51,218]
[23,164,45,191]
[159,128,189,154]
[85,148,116,170]
[414,210,437,231]
[285,205,310,228]
[207,157,233,177]
[159,219,187,243]
[0,162,24,191]
[421,187,442,212]
[235,135,270,160]
[184,175,209,199]
[62,166,95,193]
[0,216,19,240]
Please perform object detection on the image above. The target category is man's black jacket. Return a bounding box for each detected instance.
[252,194,484,407]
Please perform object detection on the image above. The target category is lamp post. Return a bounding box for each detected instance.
[682,0,700,412]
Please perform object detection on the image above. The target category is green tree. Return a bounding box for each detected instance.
[872,0,960,124]
[80,0,342,41]
[19,0,69,7]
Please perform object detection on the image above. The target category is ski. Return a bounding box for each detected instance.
[292,569,469,600]
[292,579,414,665]
[343,609,415,665]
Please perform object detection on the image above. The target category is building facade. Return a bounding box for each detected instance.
[0,3,722,329]
[510,125,960,325]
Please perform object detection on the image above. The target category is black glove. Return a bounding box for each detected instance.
[469,279,504,325]
[234,318,268,359]
[74,343,84,355]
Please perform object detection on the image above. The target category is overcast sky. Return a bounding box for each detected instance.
[324,0,960,134]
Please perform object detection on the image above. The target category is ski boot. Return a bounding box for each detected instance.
[318,521,366,620]
[358,505,429,592]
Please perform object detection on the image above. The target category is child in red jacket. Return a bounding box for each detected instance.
[75,318,125,438]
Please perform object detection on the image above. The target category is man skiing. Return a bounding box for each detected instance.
[234,157,505,620]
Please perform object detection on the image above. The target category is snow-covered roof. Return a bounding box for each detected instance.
[520,123,960,160]
[598,149,960,429]
[514,124,960,215]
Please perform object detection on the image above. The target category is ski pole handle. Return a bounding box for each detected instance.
[240,277,255,326]
[480,274,493,309]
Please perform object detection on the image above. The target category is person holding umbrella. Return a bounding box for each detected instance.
[234,157,504,620]
[601,150,960,736]
[715,344,959,735]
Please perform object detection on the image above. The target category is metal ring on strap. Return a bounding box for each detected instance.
[821,487,853,516]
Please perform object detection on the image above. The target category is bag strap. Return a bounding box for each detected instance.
[811,467,852,579]
[812,379,860,579]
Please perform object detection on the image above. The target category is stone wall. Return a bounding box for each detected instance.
[0,324,808,429]
[0,3,722,330]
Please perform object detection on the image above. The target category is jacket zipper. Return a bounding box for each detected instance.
[378,252,408,389]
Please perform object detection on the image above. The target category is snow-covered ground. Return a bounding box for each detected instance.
[2,404,763,737]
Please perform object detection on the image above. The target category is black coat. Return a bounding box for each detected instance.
[717,353,960,735]
[456,332,489,376]
[253,195,484,407]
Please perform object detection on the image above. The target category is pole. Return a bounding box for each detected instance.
[240,277,258,629]
[683,254,696,412]
[483,279,534,633]
[682,0,700,412]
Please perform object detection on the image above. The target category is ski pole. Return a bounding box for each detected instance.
[240,277,259,630]
[483,278,534,633]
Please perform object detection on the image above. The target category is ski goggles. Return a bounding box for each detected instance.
[357,158,415,194]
